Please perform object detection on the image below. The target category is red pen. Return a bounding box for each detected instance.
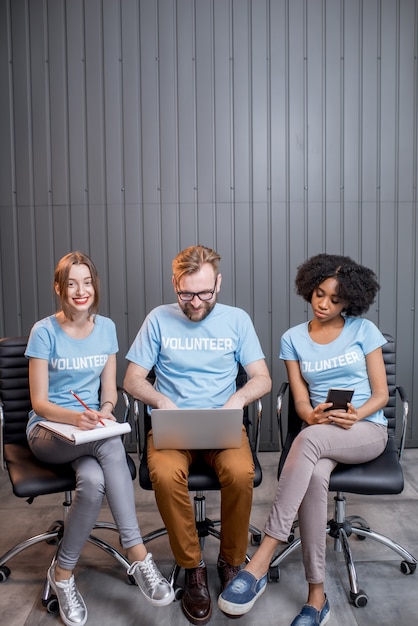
[70,390,106,426]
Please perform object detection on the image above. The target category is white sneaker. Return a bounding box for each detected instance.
[47,564,88,626]
[127,553,175,606]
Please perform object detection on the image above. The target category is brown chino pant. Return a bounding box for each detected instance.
[147,426,255,569]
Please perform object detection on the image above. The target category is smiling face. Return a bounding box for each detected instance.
[310,277,348,324]
[173,262,222,323]
[55,262,96,319]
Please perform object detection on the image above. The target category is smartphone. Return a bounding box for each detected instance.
[324,388,354,411]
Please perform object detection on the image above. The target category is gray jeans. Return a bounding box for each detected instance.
[264,420,388,583]
[28,426,142,570]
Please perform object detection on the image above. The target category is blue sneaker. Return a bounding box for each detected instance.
[217,570,268,617]
[290,595,330,626]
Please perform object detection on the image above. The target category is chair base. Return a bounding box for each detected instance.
[0,491,133,613]
[268,492,417,607]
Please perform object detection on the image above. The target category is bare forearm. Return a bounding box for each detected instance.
[225,373,271,409]
[31,399,82,426]
[124,369,175,409]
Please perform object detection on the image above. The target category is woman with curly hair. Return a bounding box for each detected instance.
[218,253,389,626]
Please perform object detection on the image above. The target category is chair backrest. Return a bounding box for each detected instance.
[279,332,397,475]
[0,336,31,448]
[381,333,396,432]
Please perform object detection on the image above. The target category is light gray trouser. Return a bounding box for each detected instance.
[264,421,388,584]
[28,425,142,570]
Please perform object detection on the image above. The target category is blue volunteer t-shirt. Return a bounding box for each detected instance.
[280,316,387,426]
[125,302,265,408]
[25,314,118,432]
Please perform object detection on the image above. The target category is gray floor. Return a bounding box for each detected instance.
[0,449,417,626]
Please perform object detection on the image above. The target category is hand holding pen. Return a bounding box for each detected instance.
[70,390,106,427]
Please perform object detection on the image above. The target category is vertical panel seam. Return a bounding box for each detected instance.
[340,0,345,248]
[229,0,236,303]
[358,0,363,255]
[303,0,308,248]
[375,0,382,281]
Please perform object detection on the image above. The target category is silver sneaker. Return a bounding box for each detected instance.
[47,564,88,626]
[127,553,175,606]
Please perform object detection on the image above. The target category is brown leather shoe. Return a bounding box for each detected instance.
[217,556,241,592]
[181,565,212,625]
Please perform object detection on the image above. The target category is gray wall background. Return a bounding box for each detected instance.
[1,0,417,448]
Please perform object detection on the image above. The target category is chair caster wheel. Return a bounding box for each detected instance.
[350,590,368,607]
[0,566,11,582]
[268,565,280,582]
[174,586,184,601]
[46,522,63,544]
[354,531,367,541]
[400,560,416,575]
[43,594,59,614]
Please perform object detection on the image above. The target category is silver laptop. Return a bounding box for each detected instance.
[150,408,243,450]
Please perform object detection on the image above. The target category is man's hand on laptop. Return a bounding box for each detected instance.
[155,396,178,410]
[222,395,245,410]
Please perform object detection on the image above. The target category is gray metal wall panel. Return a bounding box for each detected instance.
[0,0,12,208]
[85,0,106,206]
[1,0,418,447]
[177,1,196,207]
[213,0,232,203]
[139,0,160,205]
[344,1,362,204]
[48,1,70,207]
[233,1,251,204]
[121,0,142,206]
[66,0,87,208]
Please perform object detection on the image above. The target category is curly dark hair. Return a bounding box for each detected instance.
[294,253,380,317]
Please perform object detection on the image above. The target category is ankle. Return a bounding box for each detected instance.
[54,564,72,582]
[307,589,326,611]
[127,543,147,563]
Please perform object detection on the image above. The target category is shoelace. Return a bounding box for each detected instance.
[221,564,240,577]
[131,559,161,590]
[187,567,207,589]
[60,578,83,613]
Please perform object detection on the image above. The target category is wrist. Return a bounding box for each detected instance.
[99,400,114,413]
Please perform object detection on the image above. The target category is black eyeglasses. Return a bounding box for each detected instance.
[176,277,218,302]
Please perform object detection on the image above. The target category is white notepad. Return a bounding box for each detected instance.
[150,408,243,450]
[38,419,131,445]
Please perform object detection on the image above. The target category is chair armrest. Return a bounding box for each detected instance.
[131,397,143,456]
[116,386,131,447]
[117,386,130,422]
[0,400,4,470]
[396,385,409,460]
[276,382,289,451]
[251,398,263,454]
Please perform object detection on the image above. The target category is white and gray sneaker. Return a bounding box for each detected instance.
[127,553,175,606]
[47,563,87,626]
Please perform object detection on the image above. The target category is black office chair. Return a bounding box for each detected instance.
[0,336,137,614]
[133,365,263,598]
[269,333,417,607]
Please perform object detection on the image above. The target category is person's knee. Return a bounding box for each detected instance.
[149,458,188,490]
[99,437,127,463]
[76,465,105,502]
[309,464,330,494]
[218,460,254,489]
